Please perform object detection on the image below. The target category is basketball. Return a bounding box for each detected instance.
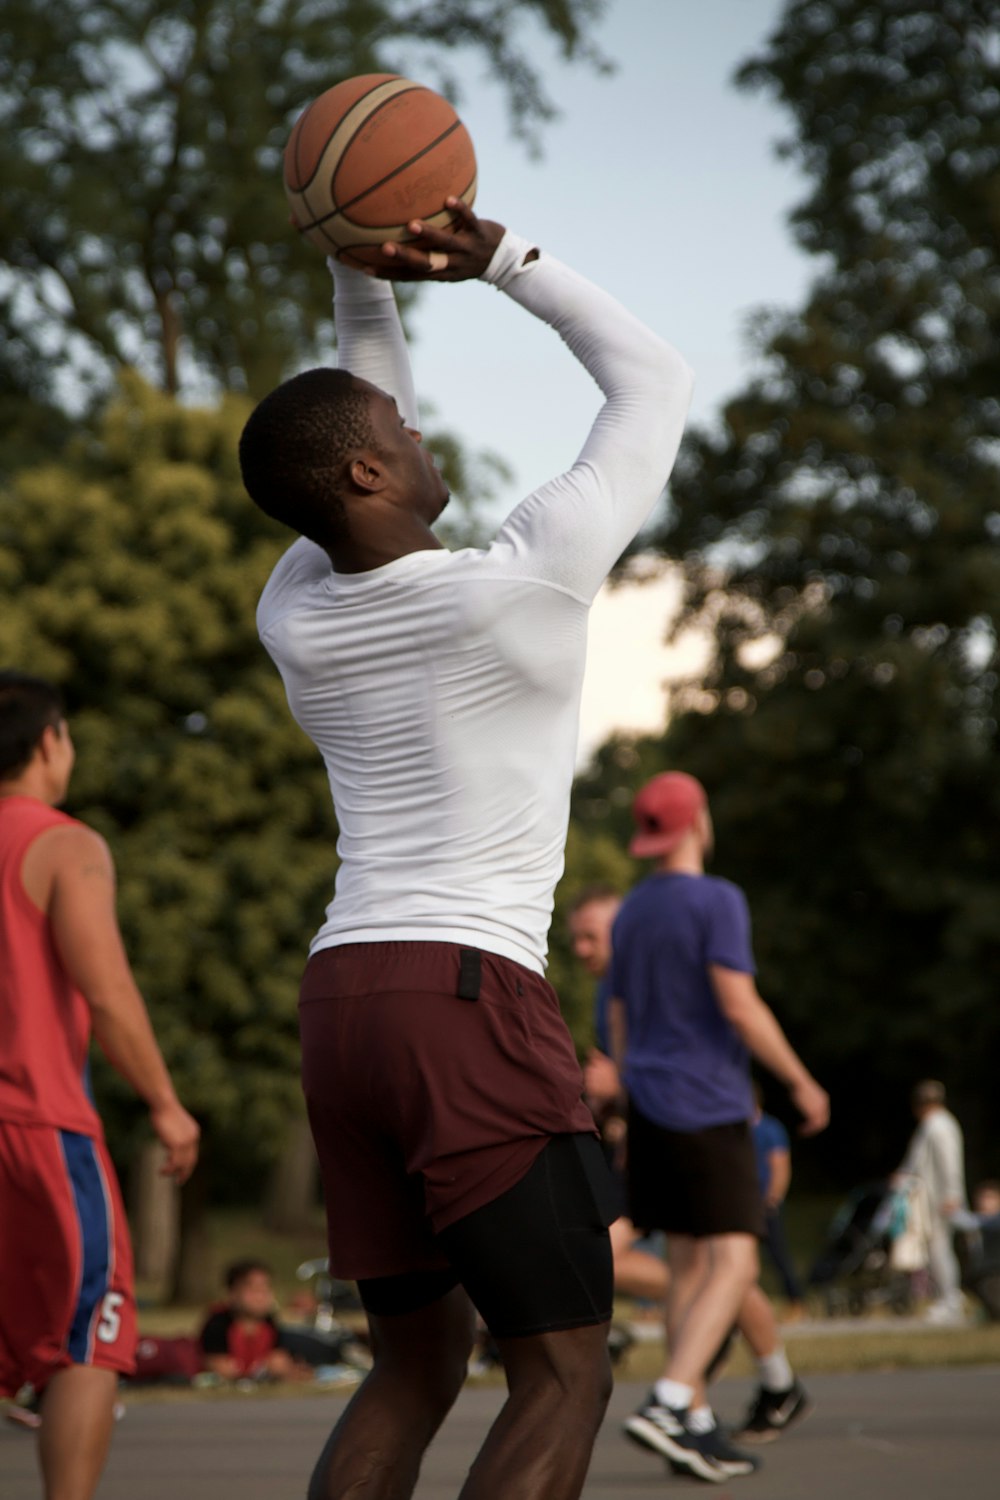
[284,74,477,267]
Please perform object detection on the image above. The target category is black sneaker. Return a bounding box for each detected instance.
[623,1394,728,1484]
[697,1425,760,1476]
[734,1379,812,1443]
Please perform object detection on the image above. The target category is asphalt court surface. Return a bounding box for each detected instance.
[3,1367,998,1498]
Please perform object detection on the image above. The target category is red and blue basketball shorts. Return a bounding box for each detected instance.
[0,1121,136,1397]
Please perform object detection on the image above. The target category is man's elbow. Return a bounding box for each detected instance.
[717,994,759,1035]
[646,344,694,407]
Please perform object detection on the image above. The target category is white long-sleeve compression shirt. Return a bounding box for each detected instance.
[258,231,694,973]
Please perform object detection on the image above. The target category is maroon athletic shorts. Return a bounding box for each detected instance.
[299,941,597,1281]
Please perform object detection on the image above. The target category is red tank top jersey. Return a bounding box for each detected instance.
[0,796,102,1137]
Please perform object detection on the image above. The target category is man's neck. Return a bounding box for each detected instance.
[0,773,53,805]
[325,519,445,575]
[653,852,703,876]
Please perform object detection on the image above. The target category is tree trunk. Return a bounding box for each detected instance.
[168,1164,214,1307]
[130,1141,179,1292]
[264,1115,319,1234]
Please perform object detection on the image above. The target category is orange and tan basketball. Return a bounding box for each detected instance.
[284,74,477,267]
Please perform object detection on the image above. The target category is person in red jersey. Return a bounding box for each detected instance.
[0,670,200,1500]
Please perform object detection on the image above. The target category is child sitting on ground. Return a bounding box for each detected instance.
[199,1259,312,1383]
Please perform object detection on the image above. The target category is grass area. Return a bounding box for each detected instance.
[140,1197,843,1325]
[617,1318,1000,1383]
[132,1201,1000,1390]
[137,1208,330,1325]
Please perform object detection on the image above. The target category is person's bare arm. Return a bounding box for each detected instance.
[710,965,829,1136]
[582,1047,621,1112]
[607,995,628,1077]
[45,826,200,1181]
[203,1353,242,1380]
[766,1147,792,1206]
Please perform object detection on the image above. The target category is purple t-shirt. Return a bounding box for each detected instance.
[609,872,755,1131]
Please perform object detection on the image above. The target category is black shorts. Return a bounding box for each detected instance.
[626,1104,764,1239]
[359,1133,616,1338]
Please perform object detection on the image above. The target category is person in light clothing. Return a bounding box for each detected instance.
[896,1079,967,1323]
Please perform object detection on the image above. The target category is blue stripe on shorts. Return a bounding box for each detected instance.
[59,1131,111,1363]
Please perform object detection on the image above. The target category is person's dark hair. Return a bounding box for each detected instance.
[0,671,65,780]
[568,883,622,916]
[912,1079,946,1109]
[224,1258,273,1291]
[238,367,378,547]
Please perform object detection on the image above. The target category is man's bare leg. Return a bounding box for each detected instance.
[308,1285,475,1500]
[664,1234,709,1354]
[664,1233,758,1406]
[459,1323,612,1500]
[37,1365,117,1500]
[738,1281,780,1358]
[610,1217,669,1303]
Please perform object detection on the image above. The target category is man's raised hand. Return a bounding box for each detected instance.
[373,198,505,282]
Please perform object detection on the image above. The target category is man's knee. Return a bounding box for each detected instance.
[369,1284,476,1407]
[713,1232,759,1291]
[502,1322,613,1420]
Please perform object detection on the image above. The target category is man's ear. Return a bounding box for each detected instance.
[37,723,63,765]
[348,450,387,496]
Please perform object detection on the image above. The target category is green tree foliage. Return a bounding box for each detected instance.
[0,0,607,408]
[595,0,1000,1183]
[0,376,332,1195]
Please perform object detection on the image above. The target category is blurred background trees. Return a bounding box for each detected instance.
[0,0,607,412]
[571,0,1000,1186]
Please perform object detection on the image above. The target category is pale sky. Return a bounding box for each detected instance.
[403,0,815,765]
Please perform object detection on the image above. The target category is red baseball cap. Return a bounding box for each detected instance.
[628,771,707,858]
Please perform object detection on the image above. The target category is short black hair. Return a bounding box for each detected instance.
[238,367,377,547]
[224,1258,273,1291]
[568,884,622,916]
[0,671,65,779]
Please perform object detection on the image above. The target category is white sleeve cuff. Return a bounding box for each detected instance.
[327,256,396,304]
[480,230,541,290]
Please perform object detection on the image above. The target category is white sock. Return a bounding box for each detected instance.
[687,1405,717,1434]
[654,1378,694,1411]
[758,1347,794,1392]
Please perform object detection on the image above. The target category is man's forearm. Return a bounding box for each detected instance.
[90,985,179,1109]
[484,232,693,598]
[332,262,419,425]
[607,996,628,1078]
[732,997,811,1089]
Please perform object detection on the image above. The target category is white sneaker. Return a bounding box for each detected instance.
[924,1298,966,1326]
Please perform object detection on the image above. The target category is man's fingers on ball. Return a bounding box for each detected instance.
[446,196,477,226]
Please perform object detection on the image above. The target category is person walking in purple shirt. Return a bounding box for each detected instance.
[609,772,829,1483]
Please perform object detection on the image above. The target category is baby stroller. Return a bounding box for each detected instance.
[290,1258,372,1372]
[954,1214,1000,1321]
[807,1180,920,1318]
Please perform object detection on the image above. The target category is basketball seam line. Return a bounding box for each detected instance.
[289,76,414,195]
[298,118,466,234]
[327,169,477,263]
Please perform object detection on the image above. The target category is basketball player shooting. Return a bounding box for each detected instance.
[238,201,694,1500]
